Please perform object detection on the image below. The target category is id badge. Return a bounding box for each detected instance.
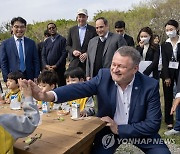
[169,61,179,69]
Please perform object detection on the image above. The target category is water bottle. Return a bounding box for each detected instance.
[42,101,50,113]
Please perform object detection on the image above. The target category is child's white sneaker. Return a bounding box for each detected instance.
[164,129,180,136]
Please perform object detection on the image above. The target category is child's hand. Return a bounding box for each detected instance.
[5,98,10,104]
[80,110,88,117]
[18,79,32,98]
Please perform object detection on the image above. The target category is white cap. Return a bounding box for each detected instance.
[77,9,88,16]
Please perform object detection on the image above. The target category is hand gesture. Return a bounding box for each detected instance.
[101,116,118,134]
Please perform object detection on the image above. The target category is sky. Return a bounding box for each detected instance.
[0,0,143,25]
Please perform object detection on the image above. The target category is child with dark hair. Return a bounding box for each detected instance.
[36,70,58,110]
[1,71,25,108]
[61,67,95,116]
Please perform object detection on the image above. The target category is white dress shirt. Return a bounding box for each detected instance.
[14,35,25,61]
[114,76,135,125]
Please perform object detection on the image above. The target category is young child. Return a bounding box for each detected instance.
[36,70,58,110]
[61,67,95,116]
[0,79,40,154]
[1,71,25,109]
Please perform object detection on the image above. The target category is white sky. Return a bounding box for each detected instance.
[0,0,143,25]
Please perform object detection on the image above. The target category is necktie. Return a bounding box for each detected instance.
[18,39,25,72]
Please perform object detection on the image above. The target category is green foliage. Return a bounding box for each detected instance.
[0,0,179,45]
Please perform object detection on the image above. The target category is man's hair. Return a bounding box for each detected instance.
[115,20,125,28]
[95,17,108,26]
[11,17,27,26]
[115,46,141,65]
[64,67,85,80]
[47,23,57,29]
[37,70,58,86]
[7,71,25,84]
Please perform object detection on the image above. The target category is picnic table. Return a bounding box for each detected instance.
[0,105,105,154]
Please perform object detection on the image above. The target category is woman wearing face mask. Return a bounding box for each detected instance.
[161,19,180,130]
[136,27,160,79]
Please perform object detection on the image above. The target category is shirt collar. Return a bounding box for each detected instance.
[115,75,135,89]
[78,24,87,29]
[166,35,180,43]
[100,31,109,42]
[14,35,24,41]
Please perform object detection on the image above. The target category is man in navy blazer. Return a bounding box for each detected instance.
[28,46,170,154]
[1,17,40,82]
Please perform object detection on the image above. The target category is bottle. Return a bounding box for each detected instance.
[42,101,50,113]
[71,102,80,119]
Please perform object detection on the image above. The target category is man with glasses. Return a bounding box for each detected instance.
[42,23,67,86]
[0,16,40,83]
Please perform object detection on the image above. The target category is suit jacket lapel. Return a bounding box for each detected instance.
[10,37,19,58]
[103,32,112,56]
[82,25,89,48]
[24,37,28,59]
[92,37,99,64]
[111,82,117,118]
[75,26,81,48]
[128,73,141,123]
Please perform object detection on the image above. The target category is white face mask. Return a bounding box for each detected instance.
[166,30,177,38]
[140,37,150,44]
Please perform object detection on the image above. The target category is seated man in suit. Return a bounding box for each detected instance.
[115,20,135,47]
[26,46,170,154]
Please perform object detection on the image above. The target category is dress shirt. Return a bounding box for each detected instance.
[78,24,87,46]
[114,76,135,125]
[100,32,109,42]
[14,35,25,61]
[166,36,180,60]
[142,44,149,60]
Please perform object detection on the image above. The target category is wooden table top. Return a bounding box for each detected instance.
[0,105,105,154]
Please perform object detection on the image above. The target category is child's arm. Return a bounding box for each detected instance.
[0,79,40,140]
[81,97,95,116]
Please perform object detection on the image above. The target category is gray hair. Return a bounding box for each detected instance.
[115,46,141,65]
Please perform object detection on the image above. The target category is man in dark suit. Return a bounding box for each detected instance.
[42,23,67,86]
[86,17,127,80]
[37,30,50,70]
[28,46,170,154]
[115,20,135,47]
[66,9,97,72]
[1,17,40,82]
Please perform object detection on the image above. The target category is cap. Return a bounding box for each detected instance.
[77,9,88,16]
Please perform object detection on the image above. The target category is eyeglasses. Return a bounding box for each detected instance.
[48,26,56,30]
[13,25,26,29]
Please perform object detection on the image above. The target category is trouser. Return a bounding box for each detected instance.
[91,127,171,154]
[162,79,175,125]
[56,67,66,87]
